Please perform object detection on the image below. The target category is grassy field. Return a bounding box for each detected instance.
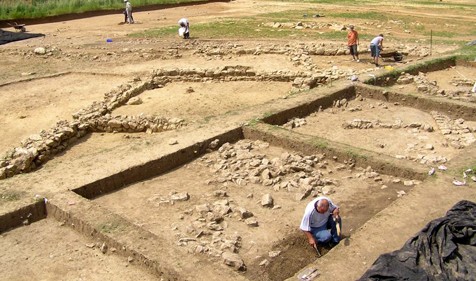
[134,4,475,47]
[0,0,205,20]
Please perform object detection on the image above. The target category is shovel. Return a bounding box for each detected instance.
[334,215,341,237]
[313,244,322,257]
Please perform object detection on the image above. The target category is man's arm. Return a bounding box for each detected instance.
[332,207,340,218]
[303,230,317,247]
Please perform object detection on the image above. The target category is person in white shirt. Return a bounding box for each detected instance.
[178,18,190,39]
[300,196,341,250]
[124,0,134,24]
[370,34,384,67]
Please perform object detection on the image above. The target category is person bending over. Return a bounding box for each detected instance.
[300,196,341,250]
[178,18,190,39]
[370,34,384,67]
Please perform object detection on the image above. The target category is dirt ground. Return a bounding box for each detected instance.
[0,0,476,280]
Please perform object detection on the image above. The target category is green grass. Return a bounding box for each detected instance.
[345,149,367,160]
[97,220,124,234]
[328,11,389,21]
[135,19,304,39]
[0,190,24,202]
[262,111,276,119]
[0,0,205,20]
[296,0,373,4]
[135,17,350,40]
[313,139,328,149]
[132,4,474,42]
[458,44,476,58]
[411,1,476,9]
[276,0,476,8]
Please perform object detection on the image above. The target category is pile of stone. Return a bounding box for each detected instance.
[193,42,350,59]
[88,114,184,133]
[265,21,347,32]
[400,45,430,58]
[291,75,327,91]
[451,77,474,87]
[343,118,434,131]
[153,66,297,83]
[396,72,441,95]
[201,140,341,199]
[0,120,88,179]
[396,73,415,85]
[177,196,248,271]
[73,78,152,122]
[333,98,349,108]
[397,72,476,101]
[414,72,441,94]
[431,111,476,149]
[151,189,267,271]
[283,118,307,129]
[152,65,339,92]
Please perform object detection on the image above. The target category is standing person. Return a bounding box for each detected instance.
[300,196,341,251]
[347,25,360,62]
[178,18,190,39]
[124,0,134,24]
[370,34,384,67]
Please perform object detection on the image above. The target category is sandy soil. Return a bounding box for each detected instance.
[0,0,475,280]
[292,96,473,164]
[0,218,157,281]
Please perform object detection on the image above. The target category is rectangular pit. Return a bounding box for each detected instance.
[262,82,476,168]
[70,135,417,281]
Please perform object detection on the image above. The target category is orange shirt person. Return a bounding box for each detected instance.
[347,25,359,62]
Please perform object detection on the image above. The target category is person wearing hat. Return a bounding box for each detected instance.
[347,25,360,62]
[178,18,190,39]
[370,34,384,67]
[124,0,134,24]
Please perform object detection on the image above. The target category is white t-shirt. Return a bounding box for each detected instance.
[178,18,189,31]
[300,196,338,231]
[370,36,383,46]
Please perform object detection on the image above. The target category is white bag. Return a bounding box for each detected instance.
[178,27,186,38]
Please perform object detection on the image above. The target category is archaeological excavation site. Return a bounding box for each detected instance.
[1,0,475,280]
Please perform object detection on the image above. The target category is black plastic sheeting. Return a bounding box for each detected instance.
[358,200,476,281]
[0,29,45,45]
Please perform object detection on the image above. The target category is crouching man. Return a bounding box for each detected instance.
[300,196,341,251]
[178,18,190,39]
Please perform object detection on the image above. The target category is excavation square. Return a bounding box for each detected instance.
[93,139,414,280]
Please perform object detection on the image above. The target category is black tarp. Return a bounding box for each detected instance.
[358,200,476,281]
[0,29,45,45]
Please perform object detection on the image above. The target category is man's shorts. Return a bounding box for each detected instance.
[370,44,380,58]
[349,44,358,56]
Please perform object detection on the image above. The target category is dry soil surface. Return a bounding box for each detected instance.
[1,0,475,280]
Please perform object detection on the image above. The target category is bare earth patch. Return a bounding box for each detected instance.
[0,0,475,280]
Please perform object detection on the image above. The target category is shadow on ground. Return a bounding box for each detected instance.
[0,29,45,45]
